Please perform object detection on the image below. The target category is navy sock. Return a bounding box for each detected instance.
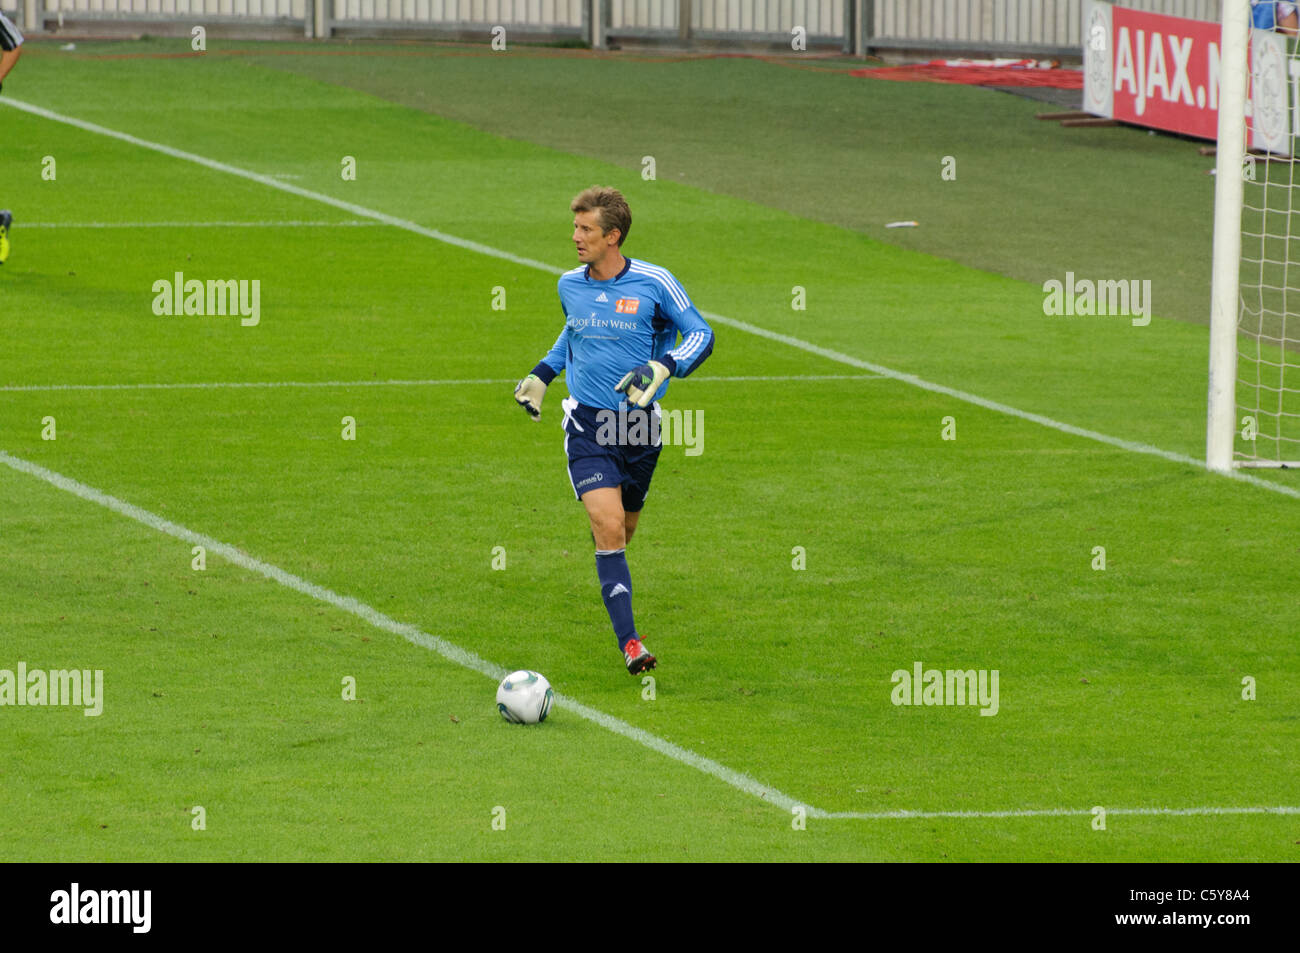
[595,549,637,650]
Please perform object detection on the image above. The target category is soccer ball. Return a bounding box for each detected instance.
[496,670,554,724]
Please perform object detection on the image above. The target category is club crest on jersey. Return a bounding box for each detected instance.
[615,298,640,314]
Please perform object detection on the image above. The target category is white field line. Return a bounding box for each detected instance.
[0,374,886,393]
[5,101,1300,817]
[698,312,1300,500]
[3,446,1295,824]
[0,378,516,393]
[4,97,1295,499]
[821,806,1300,820]
[23,220,383,228]
[1,99,560,274]
[0,449,807,817]
[11,99,1294,501]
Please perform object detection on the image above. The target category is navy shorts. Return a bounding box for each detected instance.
[561,397,663,513]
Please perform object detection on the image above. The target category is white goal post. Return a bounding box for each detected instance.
[1207,0,1300,470]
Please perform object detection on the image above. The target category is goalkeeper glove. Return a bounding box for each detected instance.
[514,373,547,421]
[615,359,673,409]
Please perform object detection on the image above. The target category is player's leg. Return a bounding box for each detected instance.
[581,485,626,550]
[580,485,653,673]
[0,11,24,91]
[564,404,648,672]
[621,404,658,545]
[563,399,660,673]
[612,429,663,673]
[0,3,17,268]
[0,46,20,84]
[593,510,638,544]
[620,416,662,532]
[0,210,11,265]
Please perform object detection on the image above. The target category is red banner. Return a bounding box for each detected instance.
[1107,5,1221,138]
[1084,2,1292,153]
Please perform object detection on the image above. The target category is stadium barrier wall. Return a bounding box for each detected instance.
[867,0,1220,56]
[17,0,1223,54]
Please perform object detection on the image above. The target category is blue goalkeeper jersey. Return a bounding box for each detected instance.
[537,256,714,411]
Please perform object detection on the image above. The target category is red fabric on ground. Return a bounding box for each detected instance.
[850,63,1084,88]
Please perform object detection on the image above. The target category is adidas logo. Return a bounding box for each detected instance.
[596,292,609,302]
[608,583,629,597]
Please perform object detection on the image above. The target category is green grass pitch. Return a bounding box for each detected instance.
[0,39,1296,862]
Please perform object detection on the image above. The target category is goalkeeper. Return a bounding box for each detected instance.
[514,186,714,675]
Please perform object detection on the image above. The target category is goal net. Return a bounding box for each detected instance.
[1208,0,1300,469]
